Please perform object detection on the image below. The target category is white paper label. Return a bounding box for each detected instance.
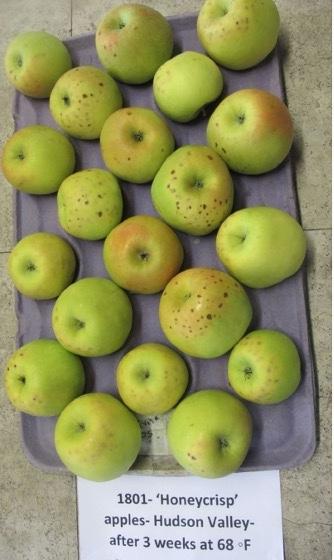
[77,470,284,560]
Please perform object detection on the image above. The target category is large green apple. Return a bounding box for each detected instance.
[100,107,175,184]
[216,206,307,288]
[52,277,133,357]
[167,389,253,478]
[227,329,301,404]
[5,339,85,416]
[8,232,76,300]
[153,51,223,123]
[55,392,141,481]
[197,0,280,70]
[57,168,123,240]
[207,88,294,174]
[5,31,72,98]
[103,215,184,295]
[95,3,173,84]
[151,144,234,235]
[1,124,75,195]
[116,342,189,415]
[159,268,252,359]
[49,65,122,140]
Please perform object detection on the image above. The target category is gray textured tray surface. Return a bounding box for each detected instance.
[13,14,316,475]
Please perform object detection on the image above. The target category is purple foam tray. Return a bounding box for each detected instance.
[13,14,316,475]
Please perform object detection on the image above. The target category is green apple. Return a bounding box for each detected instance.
[100,107,175,184]
[1,124,75,195]
[95,3,173,84]
[5,31,72,98]
[153,51,223,123]
[8,232,76,300]
[197,0,280,70]
[207,88,294,174]
[57,168,123,240]
[4,339,85,416]
[227,329,301,404]
[167,389,253,478]
[52,277,133,357]
[116,342,189,415]
[103,215,184,295]
[159,267,252,359]
[216,206,307,288]
[151,144,234,235]
[55,392,141,481]
[49,65,122,140]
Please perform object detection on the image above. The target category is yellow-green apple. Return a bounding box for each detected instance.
[216,206,307,288]
[5,31,72,98]
[207,88,294,174]
[52,277,133,357]
[1,124,75,195]
[153,51,223,123]
[100,107,175,184]
[95,3,173,84]
[151,144,234,235]
[227,329,301,404]
[167,389,253,478]
[49,65,122,140]
[103,215,184,295]
[8,232,76,300]
[54,392,141,481]
[197,0,280,70]
[4,339,85,416]
[57,168,123,240]
[116,342,189,415]
[159,268,252,358]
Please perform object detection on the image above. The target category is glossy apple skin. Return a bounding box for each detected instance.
[116,342,189,415]
[1,125,75,195]
[197,0,280,70]
[49,65,122,140]
[95,3,173,84]
[5,31,72,98]
[167,389,253,478]
[100,107,175,184]
[8,232,76,300]
[55,392,141,481]
[57,168,123,240]
[228,329,301,404]
[216,206,307,288]
[159,268,252,359]
[52,277,133,357]
[151,144,234,235]
[207,88,294,174]
[5,339,85,416]
[153,51,223,123]
[103,215,184,295]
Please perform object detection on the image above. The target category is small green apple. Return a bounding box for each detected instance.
[1,124,75,195]
[216,206,307,288]
[167,389,253,478]
[54,392,141,481]
[52,277,133,357]
[8,232,76,300]
[95,3,173,84]
[49,65,122,140]
[116,342,189,415]
[5,31,72,98]
[151,144,234,235]
[57,168,123,240]
[228,329,301,404]
[153,50,223,123]
[5,339,85,416]
[103,215,184,294]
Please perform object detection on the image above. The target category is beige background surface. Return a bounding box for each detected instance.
[0,1,331,559]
